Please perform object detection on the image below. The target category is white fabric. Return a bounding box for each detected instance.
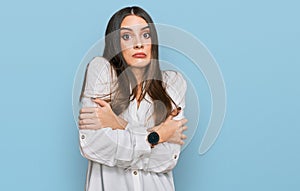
[79,57,187,191]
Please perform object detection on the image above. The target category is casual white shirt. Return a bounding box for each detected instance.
[79,57,187,191]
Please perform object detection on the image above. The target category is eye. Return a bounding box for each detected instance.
[143,32,151,39]
[121,34,131,40]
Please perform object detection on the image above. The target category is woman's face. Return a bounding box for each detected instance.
[120,15,152,68]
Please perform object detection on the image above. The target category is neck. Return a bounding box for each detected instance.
[131,67,145,85]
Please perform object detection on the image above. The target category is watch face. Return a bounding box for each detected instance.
[148,132,159,145]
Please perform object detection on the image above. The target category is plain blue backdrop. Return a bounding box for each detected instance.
[1,0,299,190]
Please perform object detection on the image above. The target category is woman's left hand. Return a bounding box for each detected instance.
[78,98,127,130]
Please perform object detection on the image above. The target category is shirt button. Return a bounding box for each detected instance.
[81,135,85,139]
[174,154,177,159]
[133,171,138,175]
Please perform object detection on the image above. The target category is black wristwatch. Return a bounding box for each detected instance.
[147,131,160,148]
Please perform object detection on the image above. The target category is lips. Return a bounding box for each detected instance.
[132,52,147,58]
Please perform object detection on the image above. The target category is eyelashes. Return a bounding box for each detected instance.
[121,34,131,40]
[121,32,151,41]
[143,32,151,39]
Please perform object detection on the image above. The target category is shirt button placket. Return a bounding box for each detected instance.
[132,170,140,191]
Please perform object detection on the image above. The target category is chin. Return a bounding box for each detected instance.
[129,60,151,68]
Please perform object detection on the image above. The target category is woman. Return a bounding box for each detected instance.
[78,6,188,191]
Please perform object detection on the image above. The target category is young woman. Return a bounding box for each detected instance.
[78,6,188,191]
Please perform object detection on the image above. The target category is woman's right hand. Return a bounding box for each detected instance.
[78,98,127,130]
[151,109,188,145]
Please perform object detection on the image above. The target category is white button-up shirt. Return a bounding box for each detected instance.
[79,57,187,191]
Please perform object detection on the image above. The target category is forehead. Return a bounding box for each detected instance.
[120,15,148,29]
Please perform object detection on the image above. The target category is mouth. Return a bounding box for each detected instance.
[132,52,147,58]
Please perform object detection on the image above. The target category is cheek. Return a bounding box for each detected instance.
[146,45,152,58]
[120,41,132,62]
[122,49,132,63]
[121,40,132,50]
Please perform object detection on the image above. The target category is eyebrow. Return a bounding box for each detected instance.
[120,26,150,31]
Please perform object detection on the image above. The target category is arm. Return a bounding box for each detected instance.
[79,56,152,168]
[134,71,187,173]
[80,98,186,172]
[79,57,187,172]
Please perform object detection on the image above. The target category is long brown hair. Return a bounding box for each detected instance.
[84,6,177,125]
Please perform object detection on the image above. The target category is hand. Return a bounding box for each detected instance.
[78,98,127,130]
[150,108,188,145]
[166,125,187,145]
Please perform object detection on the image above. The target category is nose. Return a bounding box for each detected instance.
[133,37,144,49]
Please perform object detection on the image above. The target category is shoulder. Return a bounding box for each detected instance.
[83,56,114,88]
[162,70,187,107]
[87,56,110,72]
[162,70,187,90]
[85,56,114,80]
[83,57,113,97]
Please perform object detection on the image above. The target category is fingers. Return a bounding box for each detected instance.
[181,125,188,132]
[175,119,188,129]
[166,107,182,121]
[178,127,187,145]
[80,107,97,113]
[79,124,98,130]
[180,118,188,126]
[78,119,94,125]
[79,112,96,120]
[92,98,110,107]
[170,107,181,116]
[178,134,187,145]
[166,130,187,145]
[181,118,188,125]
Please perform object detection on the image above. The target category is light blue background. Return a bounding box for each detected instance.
[0,0,299,190]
